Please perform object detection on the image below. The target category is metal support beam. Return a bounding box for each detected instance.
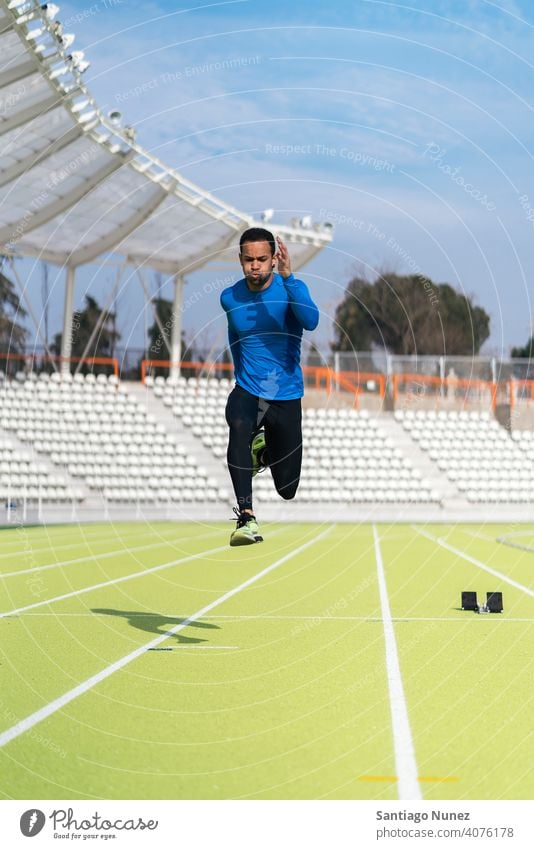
[0,92,60,136]
[170,275,184,379]
[183,226,242,275]
[0,13,13,34]
[0,58,37,87]
[61,266,76,375]
[0,150,135,248]
[68,185,168,267]
[137,268,172,358]
[0,124,82,189]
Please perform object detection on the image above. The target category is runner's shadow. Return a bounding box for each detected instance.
[92,608,220,645]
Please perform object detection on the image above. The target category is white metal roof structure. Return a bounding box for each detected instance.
[0,1,333,369]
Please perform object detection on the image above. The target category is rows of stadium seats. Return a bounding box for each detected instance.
[4,369,530,509]
[396,409,534,502]
[147,376,440,504]
[257,408,440,503]
[512,429,534,463]
[0,436,79,503]
[0,372,228,504]
[148,374,231,458]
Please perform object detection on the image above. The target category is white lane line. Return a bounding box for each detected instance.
[0,528,290,619]
[414,526,534,597]
[9,613,534,623]
[498,529,534,540]
[195,615,534,623]
[0,527,115,547]
[372,525,422,801]
[497,536,534,554]
[0,526,333,748]
[0,527,209,561]
[0,543,229,619]
[0,529,163,560]
[148,645,240,651]
[0,529,222,578]
[458,529,497,543]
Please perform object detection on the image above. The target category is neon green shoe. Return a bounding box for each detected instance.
[230,510,263,546]
[251,430,267,477]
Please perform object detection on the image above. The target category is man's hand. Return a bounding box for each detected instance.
[275,236,292,279]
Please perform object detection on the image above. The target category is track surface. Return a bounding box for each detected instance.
[0,521,532,800]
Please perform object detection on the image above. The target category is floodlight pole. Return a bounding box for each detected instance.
[61,265,76,376]
[170,274,184,379]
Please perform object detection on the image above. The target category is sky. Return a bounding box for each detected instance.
[17,0,534,359]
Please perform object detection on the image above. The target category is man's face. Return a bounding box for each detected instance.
[239,240,275,290]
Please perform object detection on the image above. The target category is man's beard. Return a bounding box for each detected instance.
[246,271,272,288]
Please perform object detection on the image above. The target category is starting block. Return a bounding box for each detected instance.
[461,591,503,614]
[461,591,478,611]
[486,592,503,613]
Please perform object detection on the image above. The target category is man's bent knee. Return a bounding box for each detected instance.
[275,479,299,500]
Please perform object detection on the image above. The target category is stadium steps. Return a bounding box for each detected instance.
[374,413,461,507]
[124,381,228,490]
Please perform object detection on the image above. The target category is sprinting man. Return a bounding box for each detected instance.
[220,227,319,546]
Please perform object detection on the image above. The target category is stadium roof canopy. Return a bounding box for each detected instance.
[0,0,333,277]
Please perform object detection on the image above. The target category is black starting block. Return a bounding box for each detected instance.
[461,591,479,611]
[461,590,503,613]
[486,592,503,613]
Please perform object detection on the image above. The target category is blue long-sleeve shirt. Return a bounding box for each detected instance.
[220,272,319,400]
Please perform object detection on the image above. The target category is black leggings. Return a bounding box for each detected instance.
[225,384,303,512]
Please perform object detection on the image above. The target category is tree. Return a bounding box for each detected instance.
[332,271,490,356]
[0,259,27,354]
[511,335,533,358]
[147,297,175,360]
[147,298,207,361]
[52,294,120,361]
[145,297,191,376]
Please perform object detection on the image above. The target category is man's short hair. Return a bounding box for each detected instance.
[239,227,275,256]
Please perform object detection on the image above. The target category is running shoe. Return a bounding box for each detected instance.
[251,430,267,477]
[230,508,263,546]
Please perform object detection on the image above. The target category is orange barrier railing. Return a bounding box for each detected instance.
[391,372,516,411]
[302,365,332,392]
[509,379,534,405]
[142,360,385,405]
[140,360,534,411]
[337,369,386,399]
[302,367,386,406]
[0,352,119,377]
[335,373,361,409]
[140,359,234,383]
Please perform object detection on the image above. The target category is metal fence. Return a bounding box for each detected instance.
[2,346,533,388]
[332,352,533,382]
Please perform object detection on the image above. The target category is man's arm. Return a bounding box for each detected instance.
[275,236,319,330]
[220,289,241,370]
[282,275,319,330]
[228,327,241,371]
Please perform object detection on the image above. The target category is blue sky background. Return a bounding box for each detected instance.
[22,0,534,358]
